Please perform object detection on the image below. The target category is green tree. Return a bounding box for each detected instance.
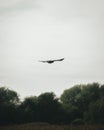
[60,83,101,122]
[84,97,104,124]
[60,85,82,121]
[19,96,38,123]
[84,84,104,124]
[0,87,19,125]
[76,83,100,114]
[100,84,104,98]
[37,92,65,123]
[61,85,82,105]
[0,87,19,105]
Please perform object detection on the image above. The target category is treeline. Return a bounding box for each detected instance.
[0,82,104,125]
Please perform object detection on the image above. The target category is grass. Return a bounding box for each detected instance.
[0,123,104,130]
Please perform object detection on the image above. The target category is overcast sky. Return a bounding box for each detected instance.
[0,0,104,99]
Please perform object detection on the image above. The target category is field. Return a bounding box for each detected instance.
[0,123,104,130]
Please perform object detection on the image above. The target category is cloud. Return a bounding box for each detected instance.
[38,0,104,21]
[1,0,104,19]
[0,0,39,14]
[0,0,21,8]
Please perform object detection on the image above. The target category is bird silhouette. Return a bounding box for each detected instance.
[39,58,64,64]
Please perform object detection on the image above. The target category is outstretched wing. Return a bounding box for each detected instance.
[39,60,54,63]
[39,58,64,63]
[54,58,64,61]
[39,60,48,63]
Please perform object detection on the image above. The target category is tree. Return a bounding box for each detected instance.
[0,87,19,105]
[0,87,19,125]
[61,85,82,105]
[84,97,104,124]
[19,96,38,123]
[0,83,104,125]
[84,84,104,124]
[76,83,100,115]
[60,83,101,122]
[60,85,82,121]
[37,92,65,123]
[100,84,104,98]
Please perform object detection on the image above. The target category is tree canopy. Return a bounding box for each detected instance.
[0,82,104,125]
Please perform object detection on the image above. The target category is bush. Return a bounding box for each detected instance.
[71,118,85,125]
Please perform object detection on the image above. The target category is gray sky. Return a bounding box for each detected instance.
[0,0,104,99]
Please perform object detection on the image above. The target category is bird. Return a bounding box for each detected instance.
[39,58,65,64]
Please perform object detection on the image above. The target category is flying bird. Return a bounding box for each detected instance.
[39,58,65,64]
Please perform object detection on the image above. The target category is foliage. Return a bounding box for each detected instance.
[0,82,104,125]
[0,87,19,105]
[71,118,86,125]
[0,87,20,125]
